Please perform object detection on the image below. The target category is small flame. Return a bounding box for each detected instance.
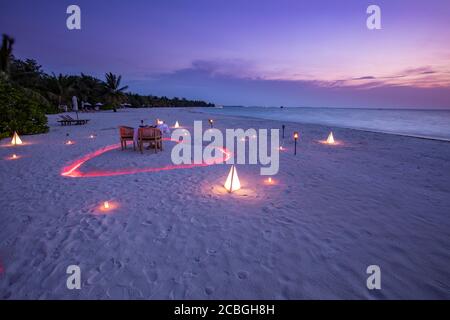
[279,146,284,151]
[268,177,272,183]
[103,201,110,209]
[66,140,74,145]
[174,121,180,128]
[224,165,241,193]
[12,154,17,159]
[11,132,23,145]
[89,134,95,139]
[327,132,335,144]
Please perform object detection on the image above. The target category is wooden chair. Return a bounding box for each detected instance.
[138,127,162,154]
[119,126,135,150]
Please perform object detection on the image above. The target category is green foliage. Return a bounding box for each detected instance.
[125,93,214,107]
[0,34,14,75]
[104,72,128,111]
[0,79,49,138]
[1,33,214,138]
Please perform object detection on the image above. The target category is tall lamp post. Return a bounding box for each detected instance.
[293,131,299,155]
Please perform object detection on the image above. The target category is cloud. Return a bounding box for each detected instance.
[352,76,377,81]
[128,59,450,109]
[187,59,260,79]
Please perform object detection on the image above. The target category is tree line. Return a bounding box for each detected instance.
[0,34,214,138]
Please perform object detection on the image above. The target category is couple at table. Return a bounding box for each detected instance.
[133,120,170,143]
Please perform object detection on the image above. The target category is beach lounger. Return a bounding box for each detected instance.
[58,115,90,126]
[66,115,90,125]
[138,127,162,154]
[57,116,71,126]
[119,126,136,151]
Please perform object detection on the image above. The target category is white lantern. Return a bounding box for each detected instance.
[224,165,241,193]
[11,131,23,145]
[326,132,335,144]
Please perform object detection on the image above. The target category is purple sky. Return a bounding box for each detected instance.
[1,0,450,108]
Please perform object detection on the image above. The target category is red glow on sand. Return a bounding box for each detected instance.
[318,140,343,146]
[61,138,232,178]
[5,154,21,160]
[264,177,277,185]
[96,200,119,214]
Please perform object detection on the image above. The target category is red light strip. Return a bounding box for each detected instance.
[61,138,232,178]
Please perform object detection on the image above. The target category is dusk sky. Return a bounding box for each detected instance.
[1,0,450,108]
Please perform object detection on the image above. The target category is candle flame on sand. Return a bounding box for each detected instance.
[7,154,20,160]
[97,200,119,215]
[265,177,277,185]
[327,132,335,144]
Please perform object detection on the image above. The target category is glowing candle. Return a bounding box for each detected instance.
[103,201,110,209]
[224,165,241,193]
[174,121,180,128]
[11,131,23,145]
[326,132,335,144]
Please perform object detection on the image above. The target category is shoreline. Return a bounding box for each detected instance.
[195,108,450,143]
[1,107,449,144]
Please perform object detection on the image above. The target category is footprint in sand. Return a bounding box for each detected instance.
[237,271,249,280]
[205,286,214,296]
[144,270,158,282]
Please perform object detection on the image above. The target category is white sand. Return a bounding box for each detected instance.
[0,108,449,299]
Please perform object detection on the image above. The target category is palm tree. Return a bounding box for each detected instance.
[104,72,128,112]
[0,34,15,76]
[75,73,104,106]
[47,73,74,108]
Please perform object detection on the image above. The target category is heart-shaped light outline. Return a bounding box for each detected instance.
[61,138,231,178]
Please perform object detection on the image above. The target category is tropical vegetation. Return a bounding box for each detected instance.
[0,34,214,139]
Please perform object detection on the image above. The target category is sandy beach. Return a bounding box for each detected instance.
[0,107,449,299]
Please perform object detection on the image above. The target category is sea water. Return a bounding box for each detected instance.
[200,107,450,141]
